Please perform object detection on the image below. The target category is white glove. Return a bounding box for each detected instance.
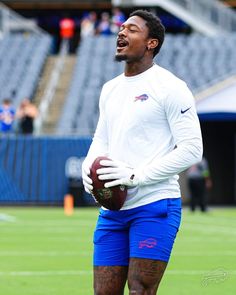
[97,159,140,188]
[81,160,93,194]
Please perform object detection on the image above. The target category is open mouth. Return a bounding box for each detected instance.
[116,39,129,50]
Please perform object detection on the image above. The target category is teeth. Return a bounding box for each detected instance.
[117,40,127,47]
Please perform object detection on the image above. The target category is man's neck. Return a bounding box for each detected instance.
[124,60,154,77]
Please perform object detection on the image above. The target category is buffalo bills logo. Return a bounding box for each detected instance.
[139,238,157,249]
[134,94,149,102]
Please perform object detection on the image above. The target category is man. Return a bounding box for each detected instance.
[59,15,75,53]
[16,98,38,134]
[187,157,212,212]
[82,10,203,294]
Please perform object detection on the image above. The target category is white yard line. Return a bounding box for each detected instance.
[0,270,92,276]
[0,270,235,277]
[182,224,236,235]
[173,251,236,256]
[184,221,236,230]
[0,237,90,242]
[0,251,91,256]
[0,250,235,257]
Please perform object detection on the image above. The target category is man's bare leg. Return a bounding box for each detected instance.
[94,266,128,295]
[128,258,167,294]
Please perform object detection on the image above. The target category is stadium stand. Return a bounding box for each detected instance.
[157,33,236,91]
[57,33,236,136]
[57,36,123,136]
[0,33,52,106]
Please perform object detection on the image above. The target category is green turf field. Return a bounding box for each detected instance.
[0,207,235,295]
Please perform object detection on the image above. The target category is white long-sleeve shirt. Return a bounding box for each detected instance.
[86,64,203,209]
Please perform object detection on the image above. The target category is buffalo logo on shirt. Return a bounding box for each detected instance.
[134,94,149,102]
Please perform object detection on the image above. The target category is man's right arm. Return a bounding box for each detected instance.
[84,85,109,164]
[85,114,108,165]
[82,87,109,193]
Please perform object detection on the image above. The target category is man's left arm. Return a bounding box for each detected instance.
[137,83,203,185]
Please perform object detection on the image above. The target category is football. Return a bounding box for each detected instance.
[90,156,127,210]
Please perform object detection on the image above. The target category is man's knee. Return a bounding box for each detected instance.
[94,281,125,295]
[94,266,128,295]
[94,286,124,295]
[127,258,167,294]
[128,280,158,295]
[94,285,106,295]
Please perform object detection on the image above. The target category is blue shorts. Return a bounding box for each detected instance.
[93,198,181,266]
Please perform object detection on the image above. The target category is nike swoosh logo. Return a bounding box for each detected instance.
[181,107,191,114]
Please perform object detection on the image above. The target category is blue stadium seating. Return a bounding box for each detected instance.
[0,33,52,105]
[57,33,236,136]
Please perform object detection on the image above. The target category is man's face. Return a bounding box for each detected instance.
[115,16,150,63]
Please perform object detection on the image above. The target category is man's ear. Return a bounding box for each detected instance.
[147,39,158,51]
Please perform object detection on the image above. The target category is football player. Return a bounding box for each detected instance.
[82,10,202,294]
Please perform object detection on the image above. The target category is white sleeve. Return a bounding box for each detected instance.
[139,83,203,185]
[84,86,109,165]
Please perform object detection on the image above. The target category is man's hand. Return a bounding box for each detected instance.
[81,160,93,194]
[97,159,139,188]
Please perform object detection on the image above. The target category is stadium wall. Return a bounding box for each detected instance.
[0,136,92,205]
[0,135,235,206]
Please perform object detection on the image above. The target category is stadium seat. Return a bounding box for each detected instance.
[57,33,236,136]
[0,33,52,105]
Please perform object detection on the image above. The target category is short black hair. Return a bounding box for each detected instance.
[3,98,12,104]
[129,10,165,57]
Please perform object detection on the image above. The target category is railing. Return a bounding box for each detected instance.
[113,0,236,32]
[0,2,44,35]
[172,0,236,31]
[34,39,69,135]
